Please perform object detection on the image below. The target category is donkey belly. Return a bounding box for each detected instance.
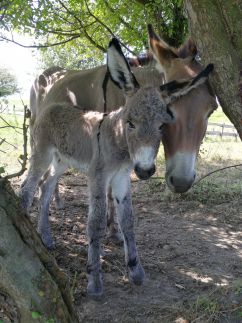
[57,152,90,174]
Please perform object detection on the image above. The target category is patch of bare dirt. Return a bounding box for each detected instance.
[14,172,242,322]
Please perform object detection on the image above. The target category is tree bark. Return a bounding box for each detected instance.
[184,0,242,139]
[0,179,78,322]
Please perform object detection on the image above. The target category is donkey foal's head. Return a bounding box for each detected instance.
[123,87,173,179]
[107,38,214,180]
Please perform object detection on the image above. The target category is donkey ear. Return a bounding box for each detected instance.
[147,24,178,69]
[160,64,214,104]
[178,38,197,59]
[38,74,48,87]
[107,38,140,92]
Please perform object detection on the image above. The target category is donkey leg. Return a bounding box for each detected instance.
[38,160,67,249]
[53,183,65,209]
[86,176,107,297]
[20,152,52,212]
[39,170,64,210]
[107,187,123,244]
[111,171,145,286]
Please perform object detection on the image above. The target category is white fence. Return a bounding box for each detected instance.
[206,122,239,141]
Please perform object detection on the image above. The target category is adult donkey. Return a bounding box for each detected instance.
[21,38,213,297]
[147,25,217,191]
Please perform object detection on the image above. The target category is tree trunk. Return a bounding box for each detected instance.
[184,0,242,139]
[0,179,78,322]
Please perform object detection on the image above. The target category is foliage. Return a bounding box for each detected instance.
[40,39,104,69]
[0,0,188,68]
[0,67,19,97]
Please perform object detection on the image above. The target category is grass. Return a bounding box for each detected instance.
[181,283,242,323]
[209,106,232,124]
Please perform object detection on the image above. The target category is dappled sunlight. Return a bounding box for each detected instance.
[196,225,242,256]
[178,269,232,287]
[179,269,215,284]
[177,216,242,259]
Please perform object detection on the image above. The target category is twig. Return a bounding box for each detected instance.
[0,137,17,149]
[70,271,77,298]
[4,102,28,180]
[0,115,23,133]
[193,163,242,186]
[0,34,80,49]
[131,176,164,183]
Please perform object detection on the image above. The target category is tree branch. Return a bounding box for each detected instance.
[57,0,106,53]
[84,0,137,56]
[193,164,242,187]
[0,34,80,48]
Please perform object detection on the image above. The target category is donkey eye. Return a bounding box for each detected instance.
[167,106,174,120]
[127,120,135,129]
[159,124,165,132]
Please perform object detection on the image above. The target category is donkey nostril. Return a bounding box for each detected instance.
[134,165,139,173]
[149,165,156,176]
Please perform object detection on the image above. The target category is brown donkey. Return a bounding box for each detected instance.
[21,38,213,297]
[148,25,217,192]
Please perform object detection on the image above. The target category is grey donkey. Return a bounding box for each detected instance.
[20,38,214,297]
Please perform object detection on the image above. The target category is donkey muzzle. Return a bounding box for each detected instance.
[134,164,156,180]
[166,173,196,193]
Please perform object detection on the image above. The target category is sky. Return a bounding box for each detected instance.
[0,33,40,99]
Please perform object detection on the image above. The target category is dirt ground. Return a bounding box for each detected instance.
[15,170,242,323]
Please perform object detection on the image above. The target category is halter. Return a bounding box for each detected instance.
[97,113,108,156]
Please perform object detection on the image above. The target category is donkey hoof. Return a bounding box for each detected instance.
[128,262,145,286]
[55,199,65,210]
[87,274,103,298]
[40,235,56,250]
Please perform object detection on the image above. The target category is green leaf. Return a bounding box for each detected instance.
[31,311,41,319]
[45,319,55,323]
[0,167,5,175]
[38,290,45,297]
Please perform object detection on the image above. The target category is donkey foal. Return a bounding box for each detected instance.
[21,38,213,297]
[21,86,172,295]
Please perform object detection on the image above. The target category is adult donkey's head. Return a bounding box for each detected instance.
[148,25,217,192]
[107,38,214,181]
